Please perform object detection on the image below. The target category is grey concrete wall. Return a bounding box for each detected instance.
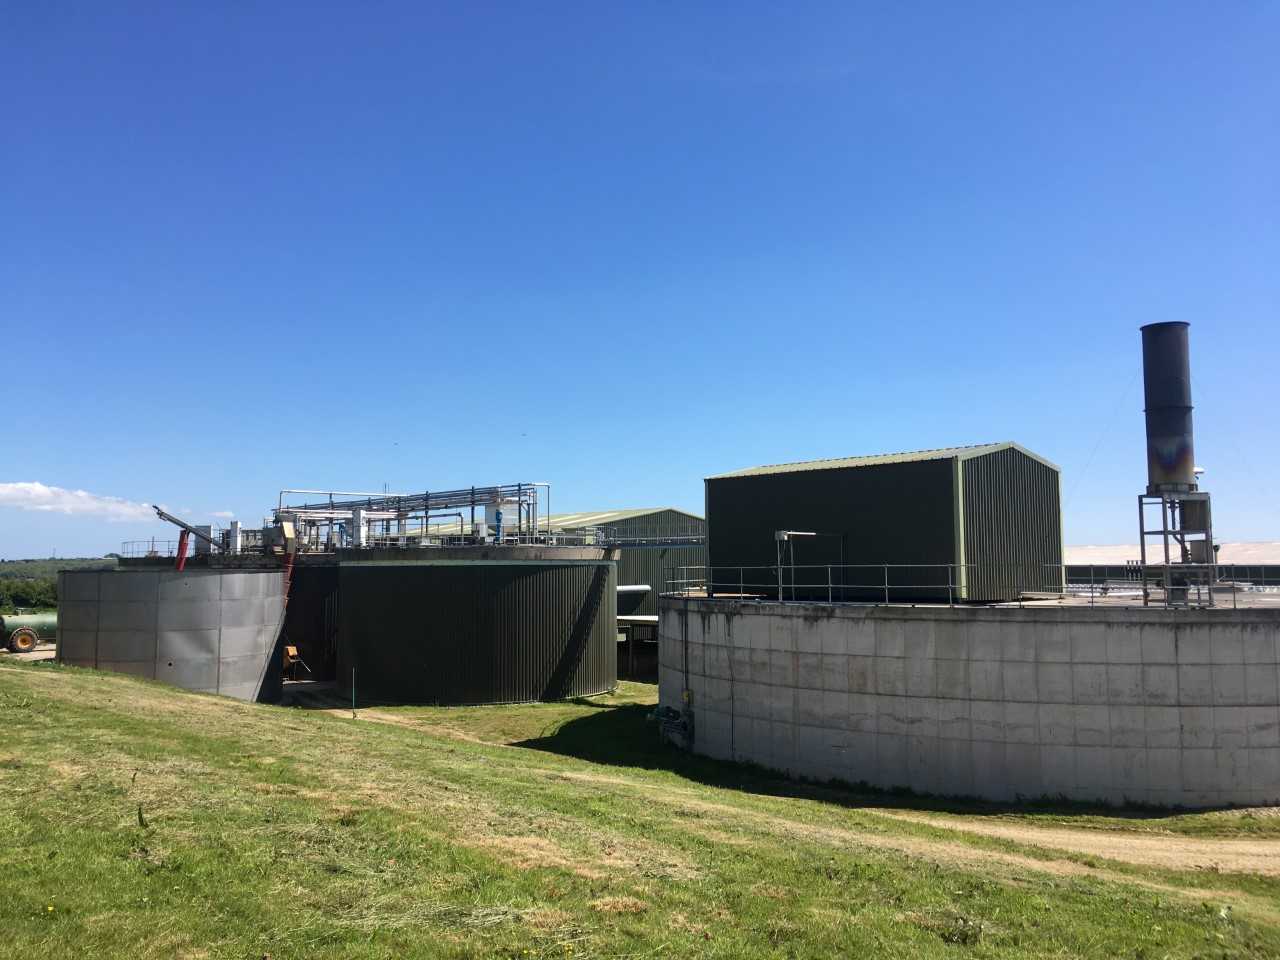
[58,569,286,702]
[659,598,1280,807]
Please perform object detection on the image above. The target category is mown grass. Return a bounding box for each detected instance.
[380,685,1280,840]
[2,660,1279,959]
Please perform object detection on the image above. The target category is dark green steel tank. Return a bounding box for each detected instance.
[335,546,618,706]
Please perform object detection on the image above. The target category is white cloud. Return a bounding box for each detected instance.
[0,481,154,522]
[211,510,235,520]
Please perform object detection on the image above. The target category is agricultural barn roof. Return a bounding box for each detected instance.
[707,442,1059,480]
[548,507,702,530]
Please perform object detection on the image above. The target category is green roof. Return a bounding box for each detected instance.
[547,507,703,531]
[706,442,1059,480]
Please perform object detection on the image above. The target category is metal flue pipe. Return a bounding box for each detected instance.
[1140,322,1197,494]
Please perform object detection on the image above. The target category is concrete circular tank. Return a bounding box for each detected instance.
[335,546,618,705]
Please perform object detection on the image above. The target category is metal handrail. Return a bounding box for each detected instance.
[120,539,188,559]
[363,531,614,550]
[662,562,1269,610]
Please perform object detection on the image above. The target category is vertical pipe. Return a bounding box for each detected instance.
[1138,497,1147,565]
[1162,498,1172,566]
[1139,496,1150,606]
[175,530,189,572]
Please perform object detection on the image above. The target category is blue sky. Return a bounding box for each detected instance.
[2,3,1276,558]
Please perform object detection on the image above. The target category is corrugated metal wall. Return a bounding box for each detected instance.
[705,459,958,601]
[607,509,705,541]
[56,568,286,702]
[282,564,339,679]
[336,558,617,705]
[616,543,707,615]
[961,447,1064,601]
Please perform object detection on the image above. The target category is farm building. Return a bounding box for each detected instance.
[704,442,1063,603]
[549,507,705,679]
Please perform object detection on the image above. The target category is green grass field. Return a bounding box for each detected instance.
[3,659,1279,958]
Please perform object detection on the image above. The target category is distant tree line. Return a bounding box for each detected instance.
[0,557,118,612]
[0,577,57,612]
[0,557,118,580]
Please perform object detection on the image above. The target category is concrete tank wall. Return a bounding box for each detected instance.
[57,569,286,702]
[659,598,1280,807]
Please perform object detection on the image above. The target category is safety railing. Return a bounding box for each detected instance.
[362,531,615,550]
[564,526,705,546]
[1062,564,1280,609]
[359,529,705,550]
[119,539,188,559]
[663,563,1279,610]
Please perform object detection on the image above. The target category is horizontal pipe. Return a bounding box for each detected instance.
[278,488,408,511]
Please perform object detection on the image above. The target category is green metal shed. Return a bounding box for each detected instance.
[705,442,1063,603]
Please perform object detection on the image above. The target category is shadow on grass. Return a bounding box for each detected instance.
[514,699,1214,822]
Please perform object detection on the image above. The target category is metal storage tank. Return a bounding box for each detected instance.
[56,568,287,701]
[281,562,339,681]
[335,546,618,705]
[705,442,1062,603]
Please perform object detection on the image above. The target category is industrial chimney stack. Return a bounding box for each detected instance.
[1141,322,1197,494]
[1137,322,1215,604]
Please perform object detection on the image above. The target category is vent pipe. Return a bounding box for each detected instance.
[1140,321,1196,494]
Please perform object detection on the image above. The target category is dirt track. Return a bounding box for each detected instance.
[870,809,1280,876]
[0,642,55,663]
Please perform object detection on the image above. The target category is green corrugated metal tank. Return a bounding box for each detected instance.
[334,546,618,706]
[2,611,57,652]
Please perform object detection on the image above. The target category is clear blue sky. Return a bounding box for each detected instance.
[3,3,1277,559]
